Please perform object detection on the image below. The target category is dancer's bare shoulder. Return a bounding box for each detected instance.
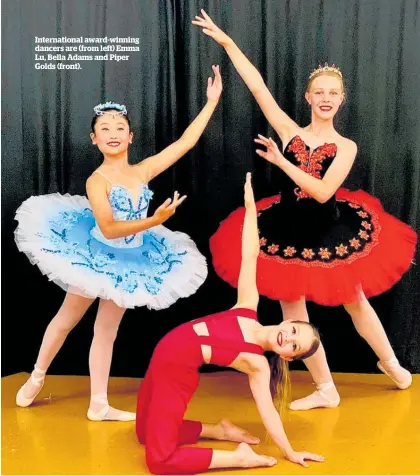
[231,352,269,376]
[335,134,358,155]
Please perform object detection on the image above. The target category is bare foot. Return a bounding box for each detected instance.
[235,442,277,468]
[217,419,260,444]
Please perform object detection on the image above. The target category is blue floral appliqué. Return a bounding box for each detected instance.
[37,184,188,296]
[99,184,154,246]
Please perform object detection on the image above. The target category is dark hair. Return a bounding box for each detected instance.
[90,107,132,133]
[268,321,320,416]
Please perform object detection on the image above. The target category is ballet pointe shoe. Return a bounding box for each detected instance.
[16,366,47,407]
[87,393,136,421]
[377,357,412,390]
[289,382,340,411]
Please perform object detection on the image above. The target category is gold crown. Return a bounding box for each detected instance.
[309,63,343,80]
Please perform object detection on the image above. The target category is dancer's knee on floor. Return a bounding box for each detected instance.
[146,451,177,475]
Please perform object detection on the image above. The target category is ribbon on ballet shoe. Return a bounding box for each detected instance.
[87,394,136,421]
[377,358,412,390]
[289,382,340,410]
[87,393,110,421]
[16,366,47,408]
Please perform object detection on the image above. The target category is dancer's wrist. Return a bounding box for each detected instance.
[281,444,295,459]
[222,36,234,49]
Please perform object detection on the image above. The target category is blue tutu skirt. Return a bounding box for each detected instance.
[14,193,208,309]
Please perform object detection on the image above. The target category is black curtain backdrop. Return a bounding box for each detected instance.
[2,0,419,380]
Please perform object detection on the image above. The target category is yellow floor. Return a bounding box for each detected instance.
[2,371,420,475]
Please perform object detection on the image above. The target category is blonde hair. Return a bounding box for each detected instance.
[264,322,321,442]
[306,71,346,99]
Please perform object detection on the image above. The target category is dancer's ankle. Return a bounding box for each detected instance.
[33,366,47,378]
[316,381,337,392]
[89,393,108,408]
[379,355,398,366]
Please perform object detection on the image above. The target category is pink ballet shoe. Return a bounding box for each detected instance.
[87,393,136,421]
[16,366,47,407]
[377,357,412,390]
[289,382,340,410]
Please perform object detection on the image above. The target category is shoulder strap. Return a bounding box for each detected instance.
[230,307,258,320]
[93,169,113,184]
[198,335,264,356]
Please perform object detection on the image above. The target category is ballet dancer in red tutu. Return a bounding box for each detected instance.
[193,10,417,410]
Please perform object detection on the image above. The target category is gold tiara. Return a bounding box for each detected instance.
[309,63,343,80]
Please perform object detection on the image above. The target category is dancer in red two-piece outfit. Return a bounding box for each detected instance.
[192,10,417,411]
[136,173,324,474]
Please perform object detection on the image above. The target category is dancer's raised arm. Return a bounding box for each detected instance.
[232,173,260,311]
[192,10,298,143]
[138,65,223,182]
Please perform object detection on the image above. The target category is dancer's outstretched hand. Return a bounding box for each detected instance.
[207,65,223,103]
[192,9,232,47]
[244,172,256,210]
[152,191,187,225]
[286,450,325,468]
[254,135,286,168]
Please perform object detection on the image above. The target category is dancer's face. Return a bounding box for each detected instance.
[305,74,344,120]
[270,321,316,361]
[90,111,133,156]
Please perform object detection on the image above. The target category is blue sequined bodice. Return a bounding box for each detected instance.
[90,183,154,248]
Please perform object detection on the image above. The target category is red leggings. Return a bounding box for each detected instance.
[136,325,213,475]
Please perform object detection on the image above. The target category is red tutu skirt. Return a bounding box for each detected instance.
[209,188,417,306]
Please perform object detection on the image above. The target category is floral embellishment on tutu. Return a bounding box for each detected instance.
[318,248,332,259]
[283,246,297,257]
[268,244,279,254]
[40,219,187,296]
[35,182,189,296]
[335,244,348,256]
[256,194,378,266]
[349,238,361,249]
[301,248,315,259]
[358,230,369,240]
[361,221,371,230]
